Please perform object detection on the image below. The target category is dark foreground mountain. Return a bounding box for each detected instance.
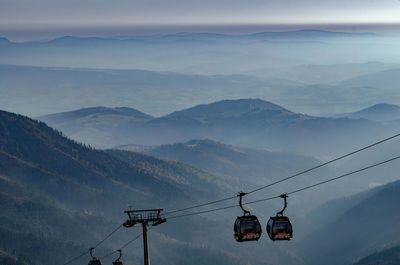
[0,109,305,265]
[0,109,243,265]
[353,245,400,265]
[299,179,400,265]
[3,108,400,265]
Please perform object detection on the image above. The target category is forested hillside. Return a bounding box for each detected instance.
[0,110,245,265]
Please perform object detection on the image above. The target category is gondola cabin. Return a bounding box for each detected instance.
[233,192,262,242]
[267,216,293,241]
[234,215,262,242]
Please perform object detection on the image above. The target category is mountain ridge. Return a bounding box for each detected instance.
[301,179,400,265]
[0,109,225,211]
[38,106,153,123]
[339,68,400,91]
[336,103,400,122]
[353,245,400,265]
[36,98,391,158]
[164,98,290,119]
[1,30,375,44]
[126,138,320,191]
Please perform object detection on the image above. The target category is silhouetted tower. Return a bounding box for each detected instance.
[123,209,166,265]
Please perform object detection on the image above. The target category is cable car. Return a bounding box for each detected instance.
[267,194,293,241]
[88,248,102,265]
[112,249,123,265]
[234,192,262,242]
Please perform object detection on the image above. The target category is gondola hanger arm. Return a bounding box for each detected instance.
[238,192,250,215]
[277,193,288,216]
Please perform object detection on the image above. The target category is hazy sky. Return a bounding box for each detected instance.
[1,0,400,40]
[1,0,400,27]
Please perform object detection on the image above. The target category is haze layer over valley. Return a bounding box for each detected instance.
[2,31,400,117]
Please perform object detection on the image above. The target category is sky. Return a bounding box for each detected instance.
[1,0,400,40]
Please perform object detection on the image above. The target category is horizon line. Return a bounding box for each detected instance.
[2,23,400,42]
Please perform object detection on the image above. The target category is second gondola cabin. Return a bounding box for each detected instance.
[266,216,292,241]
[266,193,293,241]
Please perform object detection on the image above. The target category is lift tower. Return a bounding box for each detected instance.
[123,209,166,265]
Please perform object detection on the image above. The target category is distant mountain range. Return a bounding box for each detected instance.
[276,62,398,84]
[340,68,400,91]
[0,37,11,45]
[38,99,397,158]
[336,103,400,122]
[2,63,400,119]
[1,30,396,90]
[0,64,265,117]
[0,30,375,45]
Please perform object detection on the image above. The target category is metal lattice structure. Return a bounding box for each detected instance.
[123,208,166,265]
[123,209,166,227]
